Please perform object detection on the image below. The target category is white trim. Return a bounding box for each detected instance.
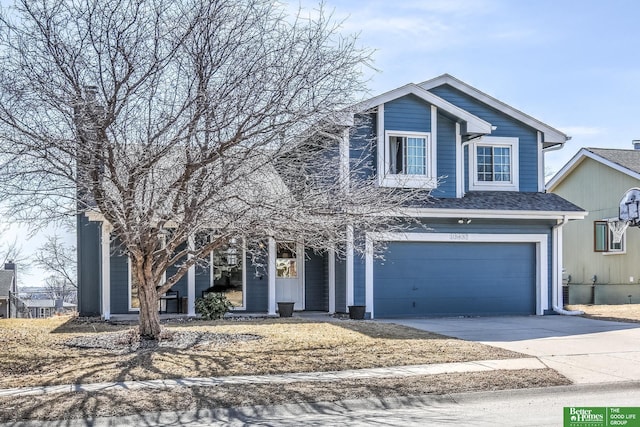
[339,127,350,193]
[376,104,385,187]
[431,105,438,181]
[455,123,463,197]
[127,258,139,313]
[328,246,336,314]
[419,74,568,146]
[100,222,112,320]
[547,148,640,191]
[468,136,519,191]
[552,219,564,309]
[346,225,354,307]
[378,208,587,220]
[268,237,276,315]
[537,131,544,192]
[187,236,195,316]
[355,83,492,135]
[365,232,549,319]
[380,130,436,188]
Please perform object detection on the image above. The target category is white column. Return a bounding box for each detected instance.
[268,237,276,315]
[187,236,196,316]
[365,235,374,319]
[328,246,336,313]
[346,225,354,307]
[100,222,113,320]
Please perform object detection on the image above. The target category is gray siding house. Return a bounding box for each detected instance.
[78,74,586,319]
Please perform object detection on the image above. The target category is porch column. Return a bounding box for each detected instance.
[187,236,196,316]
[328,246,336,313]
[100,222,113,320]
[268,237,276,315]
[346,225,354,307]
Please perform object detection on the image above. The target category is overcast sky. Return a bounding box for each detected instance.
[3,0,640,285]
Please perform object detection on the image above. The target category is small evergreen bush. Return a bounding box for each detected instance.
[195,293,234,320]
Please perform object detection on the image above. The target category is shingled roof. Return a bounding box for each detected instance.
[410,191,585,212]
[586,148,640,174]
[0,270,15,298]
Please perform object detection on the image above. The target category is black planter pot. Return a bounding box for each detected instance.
[348,305,366,320]
[277,302,295,318]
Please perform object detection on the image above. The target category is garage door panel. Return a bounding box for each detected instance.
[374,242,536,317]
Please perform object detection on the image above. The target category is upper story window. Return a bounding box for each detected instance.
[468,136,519,191]
[381,130,436,188]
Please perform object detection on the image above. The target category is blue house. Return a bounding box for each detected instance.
[77,74,586,319]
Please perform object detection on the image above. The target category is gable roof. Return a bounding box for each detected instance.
[547,147,640,192]
[419,74,569,147]
[0,270,15,297]
[353,83,493,136]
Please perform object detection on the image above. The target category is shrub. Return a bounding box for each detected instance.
[195,293,234,320]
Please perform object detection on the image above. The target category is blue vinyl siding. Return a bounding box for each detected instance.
[350,113,376,180]
[305,250,328,311]
[195,262,210,299]
[428,84,539,192]
[434,113,457,198]
[335,255,346,313]
[374,241,536,317]
[384,95,431,133]
[77,215,102,316]
[166,244,188,300]
[245,248,268,312]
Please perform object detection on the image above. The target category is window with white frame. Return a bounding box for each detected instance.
[382,130,436,188]
[594,220,626,254]
[469,136,519,191]
[209,237,245,309]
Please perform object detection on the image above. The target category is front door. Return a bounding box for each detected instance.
[275,242,304,310]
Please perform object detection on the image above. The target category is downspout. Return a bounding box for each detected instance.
[552,215,584,315]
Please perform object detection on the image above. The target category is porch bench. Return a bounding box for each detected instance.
[159,290,181,314]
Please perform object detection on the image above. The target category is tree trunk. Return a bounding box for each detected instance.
[138,280,161,339]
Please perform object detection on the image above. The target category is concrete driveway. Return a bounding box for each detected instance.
[382,315,640,384]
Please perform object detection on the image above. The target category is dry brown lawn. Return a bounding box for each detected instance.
[0,315,524,389]
[566,303,640,323]
[0,314,576,422]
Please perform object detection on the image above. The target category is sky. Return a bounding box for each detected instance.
[3,0,640,286]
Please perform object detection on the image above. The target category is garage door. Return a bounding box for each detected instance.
[374,242,536,317]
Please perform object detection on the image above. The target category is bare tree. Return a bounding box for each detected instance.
[0,0,427,338]
[34,234,76,289]
[44,275,76,303]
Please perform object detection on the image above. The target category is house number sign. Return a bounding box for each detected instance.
[449,233,469,241]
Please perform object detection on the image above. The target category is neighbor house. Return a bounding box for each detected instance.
[547,145,640,304]
[0,262,17,318]
[77,74,586,319]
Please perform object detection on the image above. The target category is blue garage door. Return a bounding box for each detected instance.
[374,242,536,317]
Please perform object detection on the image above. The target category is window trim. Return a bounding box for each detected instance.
[381,130,437,188]
[594,220,626,254]
[468,136,519,191]
[209,237,247,311]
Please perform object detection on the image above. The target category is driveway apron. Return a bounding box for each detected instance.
[381,315,640,384]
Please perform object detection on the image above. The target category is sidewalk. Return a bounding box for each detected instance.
[0,357,546,398]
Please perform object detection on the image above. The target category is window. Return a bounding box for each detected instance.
[469,137,519,191]
[594,220,626,253]
[382,130,436,188]
[210,237,245,309]
[276,243,298,278]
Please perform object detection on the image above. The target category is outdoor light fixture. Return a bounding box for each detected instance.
[457,218,472,224]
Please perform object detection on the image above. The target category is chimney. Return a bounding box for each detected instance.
[4,261,16,293]
[633,140,640,150]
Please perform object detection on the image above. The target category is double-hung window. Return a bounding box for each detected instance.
[469,136,519,191]
[382,130,436,188]
[594,220,626,254]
